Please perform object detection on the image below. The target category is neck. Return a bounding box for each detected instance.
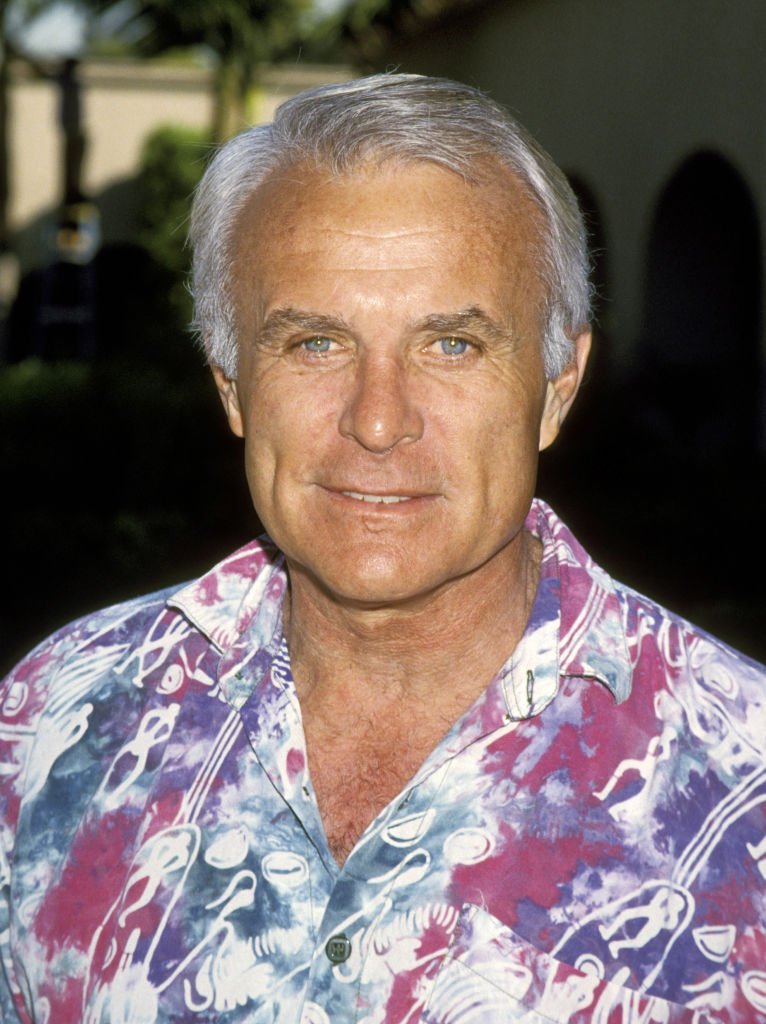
[284,529,541,710]
[284,529,542,867]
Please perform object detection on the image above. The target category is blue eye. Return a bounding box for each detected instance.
[302,336,333,353]
[438,337,469,356]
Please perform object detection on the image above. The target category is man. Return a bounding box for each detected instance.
[0,74,764,1023]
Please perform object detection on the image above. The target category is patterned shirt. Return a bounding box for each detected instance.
[1,499,765,1023]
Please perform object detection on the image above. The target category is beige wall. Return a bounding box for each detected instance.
[7,59,351,272]
[82,63,214,206]
[9,60,213,269]
[371,0,766,372]
[10,74,60,233]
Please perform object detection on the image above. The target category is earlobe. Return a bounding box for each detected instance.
[538,330,592,451]
[211,366,245,438]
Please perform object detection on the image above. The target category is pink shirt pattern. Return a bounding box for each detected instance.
[0,499,764,1022]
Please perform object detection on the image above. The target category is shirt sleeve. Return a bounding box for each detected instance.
[0,637,64,1024]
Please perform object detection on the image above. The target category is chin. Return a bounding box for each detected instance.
[299,553,439,608]
[324,570,424,607]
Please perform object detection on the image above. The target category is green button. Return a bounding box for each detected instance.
[325,933,352,963]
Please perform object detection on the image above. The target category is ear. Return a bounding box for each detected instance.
[538,330,591,451]
[211,366,245,438]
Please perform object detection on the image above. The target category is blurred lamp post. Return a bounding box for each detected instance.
[8,1,100,359]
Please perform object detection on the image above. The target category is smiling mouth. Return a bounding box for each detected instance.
[341,491,414,504]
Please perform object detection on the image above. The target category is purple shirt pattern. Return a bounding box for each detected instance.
[1,499,765,1022]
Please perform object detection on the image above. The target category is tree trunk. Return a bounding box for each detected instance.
[211,48,261,143]
[211,52,241,143]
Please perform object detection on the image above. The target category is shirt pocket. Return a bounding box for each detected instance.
[421,904,704,1024]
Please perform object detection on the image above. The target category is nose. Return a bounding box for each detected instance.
[338,353,424,453]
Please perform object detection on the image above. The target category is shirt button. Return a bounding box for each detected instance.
[325,933,352,964]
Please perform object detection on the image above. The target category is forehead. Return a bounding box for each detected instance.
[231,159,546,320]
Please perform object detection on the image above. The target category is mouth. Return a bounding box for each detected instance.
[341,491,414,505]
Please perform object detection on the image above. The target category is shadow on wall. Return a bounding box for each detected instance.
[539,151,765,661]
[640,151,760,464]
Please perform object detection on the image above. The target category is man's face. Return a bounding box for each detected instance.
[215,161,587,610]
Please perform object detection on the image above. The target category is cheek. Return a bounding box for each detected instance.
[455,394,544,494]
[448,386,542,453]
[240,374,342,479]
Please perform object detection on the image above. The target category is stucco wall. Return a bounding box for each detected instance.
[6,60,351,271]
[375,0,766,370]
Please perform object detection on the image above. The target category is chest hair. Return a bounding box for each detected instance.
[305,706,453,866]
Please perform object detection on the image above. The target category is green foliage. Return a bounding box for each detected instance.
[0,357,90,411]
[131,123,211,354]
[131,0,314,64]
[134,123,211,277]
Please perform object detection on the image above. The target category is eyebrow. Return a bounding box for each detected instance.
[256,304,515,348]
[412,307,514,346]
[257,307,352,348]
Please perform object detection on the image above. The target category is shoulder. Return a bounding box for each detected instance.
[0,585,186,839]
[0,536,284,834]
[537,497,766,749]
[613,574,765,693]
[596,577,766,796]
[1,534,283,709]
[2,583,186,711]
[532,499,766,713]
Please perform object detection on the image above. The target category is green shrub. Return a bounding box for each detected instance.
[135,124,212,277]
[133,124,212,341]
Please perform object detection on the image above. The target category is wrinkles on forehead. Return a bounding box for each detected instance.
[230,158,549,350]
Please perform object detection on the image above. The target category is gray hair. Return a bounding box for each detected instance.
[190,73,591,379]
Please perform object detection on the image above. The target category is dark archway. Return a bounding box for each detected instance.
[542,154,766,655]
[612,150,766,630]
[641,151,761,462]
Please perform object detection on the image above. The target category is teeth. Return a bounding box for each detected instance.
[342,491,412,504]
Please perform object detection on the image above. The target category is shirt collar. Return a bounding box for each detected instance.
[166,498,633,715]
[524,498,633,705]
[167,537,288,708]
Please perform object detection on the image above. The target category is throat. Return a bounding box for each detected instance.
[288,530,544,864]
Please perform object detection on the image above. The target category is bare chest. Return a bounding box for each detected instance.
[304,713,448,866]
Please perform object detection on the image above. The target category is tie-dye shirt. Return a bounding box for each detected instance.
[1,499,765,1023]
